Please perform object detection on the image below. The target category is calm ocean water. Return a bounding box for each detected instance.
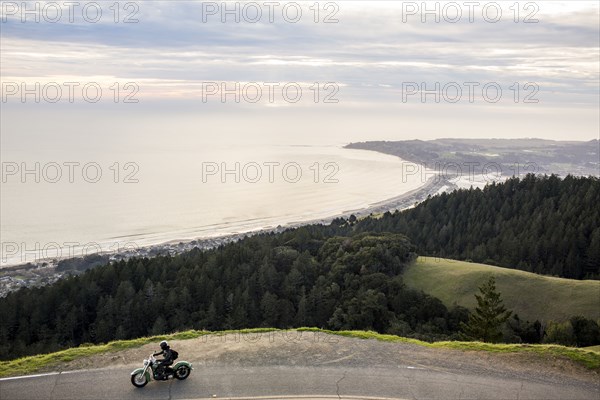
[1,142,424,267]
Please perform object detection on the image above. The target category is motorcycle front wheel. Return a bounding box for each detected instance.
[175,366,191,380]
[131,372,149,387]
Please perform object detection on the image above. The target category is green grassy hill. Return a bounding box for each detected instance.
[403,257,600,323]
[585,345,600,353]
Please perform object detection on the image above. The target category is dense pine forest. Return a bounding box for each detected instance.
[352,174,600,279]
[0,233,468,360]
[1,174,598,360]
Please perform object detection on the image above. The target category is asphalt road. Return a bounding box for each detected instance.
[1,364,598,400]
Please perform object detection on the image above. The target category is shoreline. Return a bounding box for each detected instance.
[0,175,454,296]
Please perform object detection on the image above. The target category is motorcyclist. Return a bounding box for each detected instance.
[153,340,174,379]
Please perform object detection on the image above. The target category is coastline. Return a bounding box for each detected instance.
[0,174,454,296]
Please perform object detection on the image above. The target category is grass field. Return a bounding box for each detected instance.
[585,345,600,353]
[403,257,600,323]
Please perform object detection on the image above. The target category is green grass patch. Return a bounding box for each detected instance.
[584,345,600,353]
[403,257,600,322]
[2,328,599,378]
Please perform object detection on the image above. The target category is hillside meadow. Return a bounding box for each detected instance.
[403,257,600,323]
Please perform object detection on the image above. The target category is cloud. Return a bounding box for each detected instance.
[1,1,598,140]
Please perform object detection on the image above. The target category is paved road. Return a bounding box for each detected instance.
[1,364,598,400]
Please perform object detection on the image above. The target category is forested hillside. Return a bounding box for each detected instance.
[354,175,600,279]
[0,233,467,360]
[1,174,598,360]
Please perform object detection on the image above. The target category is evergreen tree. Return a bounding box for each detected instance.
[150,316,167,335]
[460,276,512,343]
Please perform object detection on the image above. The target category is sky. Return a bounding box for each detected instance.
[1,1,599,144]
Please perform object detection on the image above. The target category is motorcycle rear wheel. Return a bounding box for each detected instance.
[175,366,191,380]
[131,372,149,387]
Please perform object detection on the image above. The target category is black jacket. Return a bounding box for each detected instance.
[153,348,173,364]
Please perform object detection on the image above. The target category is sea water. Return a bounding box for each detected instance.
[1,140,424,267]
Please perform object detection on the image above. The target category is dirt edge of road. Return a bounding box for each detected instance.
[28,331,599,389]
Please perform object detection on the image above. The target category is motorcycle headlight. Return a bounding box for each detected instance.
[143,360,149,366]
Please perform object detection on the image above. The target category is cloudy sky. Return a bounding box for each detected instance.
[1,1,599,144]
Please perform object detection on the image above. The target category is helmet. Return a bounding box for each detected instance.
[160,340,169,350]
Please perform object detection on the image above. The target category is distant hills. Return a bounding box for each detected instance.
[346,138,599,177]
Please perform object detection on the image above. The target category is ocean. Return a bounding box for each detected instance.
[1,141,424,267]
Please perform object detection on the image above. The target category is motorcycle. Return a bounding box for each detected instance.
[130,354,193,387]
